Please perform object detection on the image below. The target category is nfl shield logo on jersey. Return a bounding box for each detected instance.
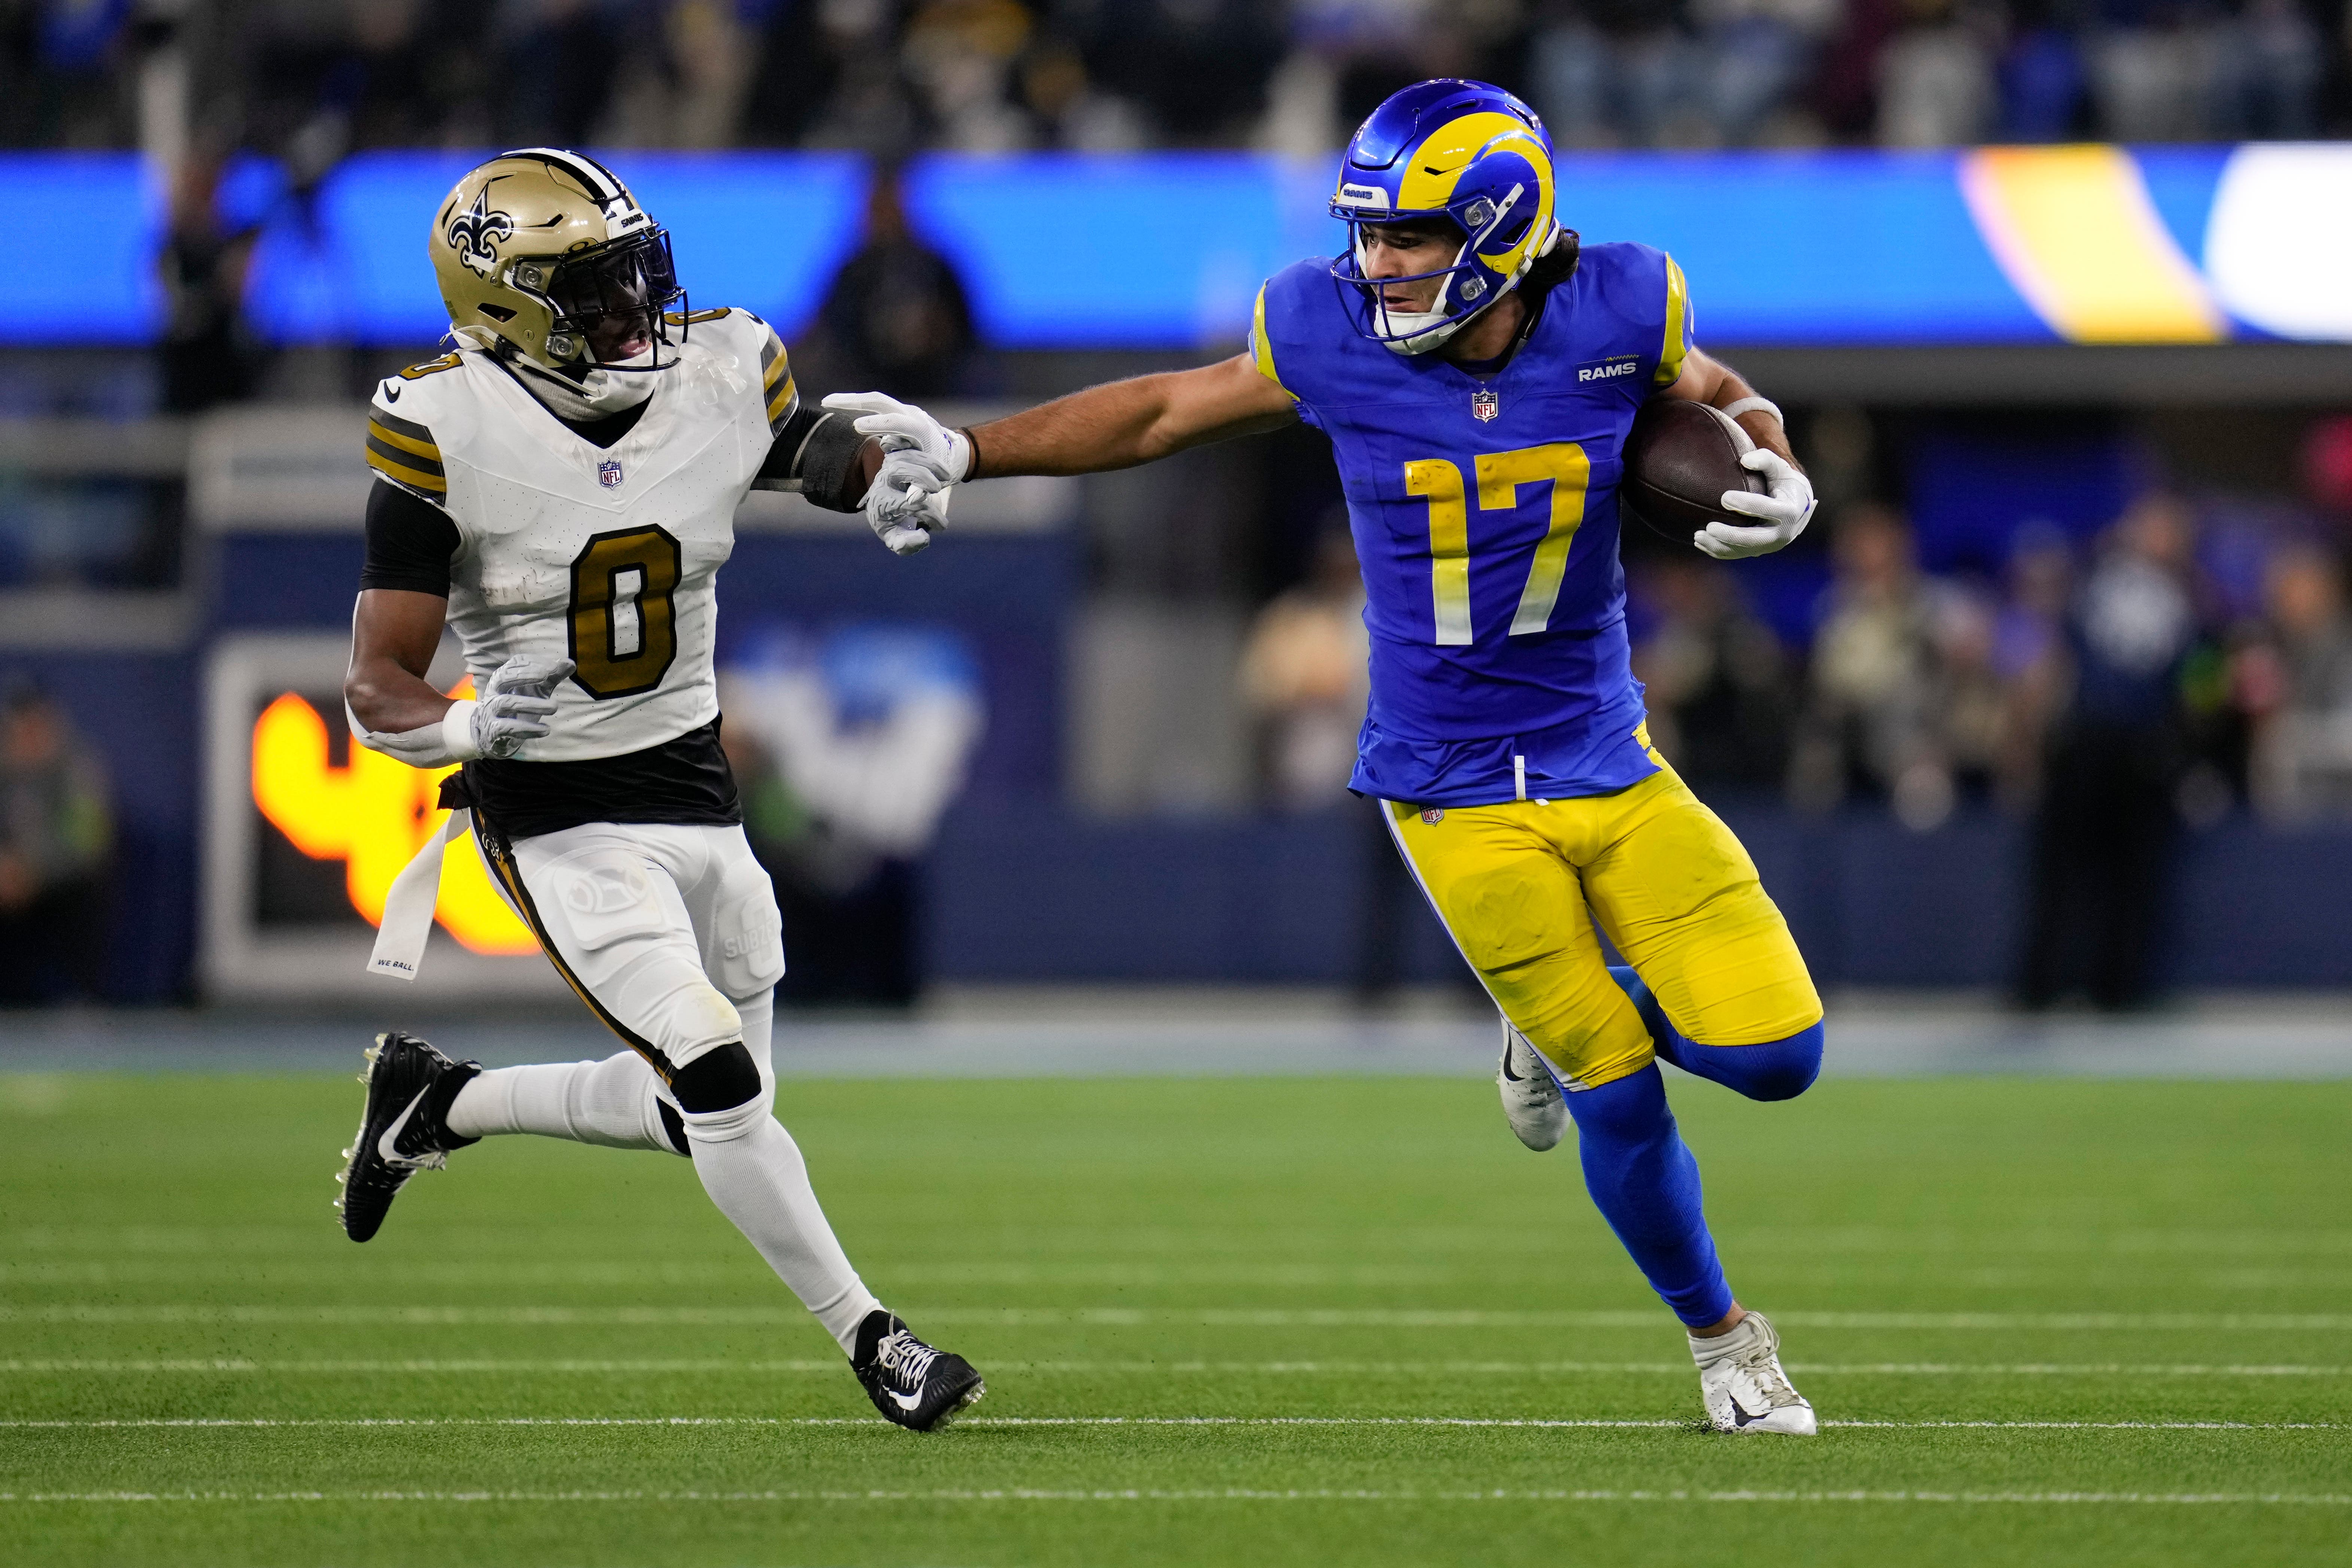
[1420,807,1445,824]
[597,459,624,489]
[1471,389,1499,422]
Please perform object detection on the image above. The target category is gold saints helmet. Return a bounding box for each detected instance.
[429,147,685,372]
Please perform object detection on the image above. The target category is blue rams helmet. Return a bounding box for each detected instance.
[1328,79,1564,355]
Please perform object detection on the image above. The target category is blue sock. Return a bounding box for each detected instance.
[1566,1064,1733,1328]
[1606,965,1823,1102]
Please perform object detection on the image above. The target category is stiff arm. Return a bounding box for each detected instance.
[962,353,1299,479]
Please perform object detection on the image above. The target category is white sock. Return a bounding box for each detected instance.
[445,1052,677,1152]
[681,988,881,1355]
[680,1100,881,1354]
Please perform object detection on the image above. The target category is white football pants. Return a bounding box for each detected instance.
[444,820,881,1353]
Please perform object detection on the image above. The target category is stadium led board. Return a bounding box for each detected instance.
[10,144,2348,349]
[201,633,563,1000]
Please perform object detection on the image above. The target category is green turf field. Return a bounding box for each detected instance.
[1,1068,2347,1567]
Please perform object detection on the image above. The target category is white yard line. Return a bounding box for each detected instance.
[2,1358,2346,1377]
[0,1416,2339,1431]
[7,1306,2351,1330]
[3,1486,2347,1506]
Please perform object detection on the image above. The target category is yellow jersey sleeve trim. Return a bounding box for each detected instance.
[1250,284,1294,399]
[366,447,448,496]
[366,417,440,464]
[1654,255,1691,388]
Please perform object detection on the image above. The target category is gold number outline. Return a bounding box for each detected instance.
[566,525,683,699]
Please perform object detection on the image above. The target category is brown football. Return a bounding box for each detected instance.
[1621,399,1768,541]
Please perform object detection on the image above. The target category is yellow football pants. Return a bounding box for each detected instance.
[1384,763,1822,1091]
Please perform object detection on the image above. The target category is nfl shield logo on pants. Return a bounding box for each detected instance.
[598,459,624,489]
[1471,388,1500,422]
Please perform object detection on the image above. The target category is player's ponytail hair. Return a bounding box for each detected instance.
[1522,227,1580,298]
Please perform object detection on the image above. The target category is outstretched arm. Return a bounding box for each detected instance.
[963,353,1300,478]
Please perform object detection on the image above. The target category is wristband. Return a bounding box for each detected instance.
[441,698,482,762]
[1721,397,1783,426]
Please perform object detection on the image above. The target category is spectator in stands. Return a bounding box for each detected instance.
[797,165,977,399]
[0,684,112,1005]
[1693,0,1843,145]
[1875,0,1995,146]
[1528,1,1704,149]
[1996,0,2088,139]
[2250,541,2352,818]
[1990,528,2076,808]
[18,0,134,148]
[2209,0,2324,140]
[1631,556,1794,792]
[1787,502,1944,814]
[495,0,630,149]
[157,158,262,414]
[2076,0,2321,144]
[2017,491,2200,1012]
[1929,583,2010,811]
[902,0,1036,151]
[1239,528,1370,811]
[1072,0,1285,145]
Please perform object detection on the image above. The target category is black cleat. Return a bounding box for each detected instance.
[335,1031,481,1243]
[851,1310,985,1431]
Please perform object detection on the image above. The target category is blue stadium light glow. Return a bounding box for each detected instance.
[6,145,2345,350]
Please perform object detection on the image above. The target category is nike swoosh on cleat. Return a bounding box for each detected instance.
[376,1086,433,1163]
[888,1388,925,1412]
[1727,1393,1762,1429]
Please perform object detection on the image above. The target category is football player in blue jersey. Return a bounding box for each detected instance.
[831,79,1826,1434]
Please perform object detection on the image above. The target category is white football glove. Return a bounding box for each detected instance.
[1696,449,1816,561]
[822,391,973,483]
[865,448,954,556]
[468,655,574,758]
[348,653,574,768]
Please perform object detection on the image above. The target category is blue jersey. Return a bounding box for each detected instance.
[1251,241,1695,807]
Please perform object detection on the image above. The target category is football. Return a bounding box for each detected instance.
[1621,398,1769,541]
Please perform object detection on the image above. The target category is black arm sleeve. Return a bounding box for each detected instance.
[755,403,870,513]
[358,478,460,596]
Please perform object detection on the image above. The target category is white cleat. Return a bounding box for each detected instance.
[1496,1021,1567,1152]
[1693,1311,1816,1435]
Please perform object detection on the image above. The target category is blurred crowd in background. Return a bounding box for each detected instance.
[9,0,2352,162]
[1242,429,2352,1008]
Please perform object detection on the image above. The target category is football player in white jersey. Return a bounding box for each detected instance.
[333,148,980,1431]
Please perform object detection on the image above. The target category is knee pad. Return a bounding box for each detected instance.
[671,1040,764,1115]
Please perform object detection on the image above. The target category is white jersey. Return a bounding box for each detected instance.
[364,307,796,763]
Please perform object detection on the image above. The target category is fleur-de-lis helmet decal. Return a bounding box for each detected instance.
[446,187,516,280]
[430,149,683,373]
